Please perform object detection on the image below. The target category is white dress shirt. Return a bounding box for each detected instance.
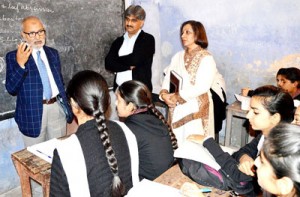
[116,29,141,86]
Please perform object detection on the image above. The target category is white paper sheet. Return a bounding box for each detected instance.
[27,138,58,163]
[174,141,236,171]
[234,94,251,110]
[126,179,181,197]
[174,140,221,170]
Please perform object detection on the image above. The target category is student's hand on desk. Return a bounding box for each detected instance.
[187,134,206,144]
[180,182,205,197]
[238,154,255,176]
[17,42,32,67]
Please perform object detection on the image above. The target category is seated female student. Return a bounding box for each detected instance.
[242,67,300,101]
[50,70,137,197]
[276,67,300,100]
[116,80,178,180]
[255,123,300,197]
[182,85,295,196]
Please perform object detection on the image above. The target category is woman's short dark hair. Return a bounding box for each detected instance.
[180,20,208,49]
[277,67,300,88]
[124,5,146,20]
[262,123,300,196]
[252,85,294,123]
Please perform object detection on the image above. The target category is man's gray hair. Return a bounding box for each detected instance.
[124,5,146,20]
[21,16,45,31]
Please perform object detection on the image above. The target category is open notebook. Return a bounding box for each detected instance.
[27,138,58,163]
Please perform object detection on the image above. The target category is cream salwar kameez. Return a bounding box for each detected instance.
[162,49,218,146]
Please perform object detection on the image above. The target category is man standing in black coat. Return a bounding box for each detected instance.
[105,5,155,92]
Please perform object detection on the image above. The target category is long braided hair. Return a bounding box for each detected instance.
[118,80,178,150]
[67,70,125,197]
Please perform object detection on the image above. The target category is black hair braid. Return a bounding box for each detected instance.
[67,70,126,196]
[93,106,125,197]
[148,104,178,150]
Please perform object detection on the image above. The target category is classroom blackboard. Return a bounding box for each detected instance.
[0,0,124,120]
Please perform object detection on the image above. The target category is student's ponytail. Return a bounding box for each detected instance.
[148,103,178,150]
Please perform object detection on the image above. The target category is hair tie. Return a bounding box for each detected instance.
[133,107,148,114]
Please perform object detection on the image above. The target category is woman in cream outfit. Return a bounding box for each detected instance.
[160,20,225,146]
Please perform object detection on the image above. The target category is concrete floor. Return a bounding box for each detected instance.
[0,186,22,197]
[0,180,43,197]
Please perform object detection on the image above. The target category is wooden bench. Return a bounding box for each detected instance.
[11,149,51,197]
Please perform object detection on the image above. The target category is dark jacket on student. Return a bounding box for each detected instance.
[50,120,133,197]
[179,134,263,196]
[203,134,263,195]
[231,134,262,161]
[125,110,174,180]
[204,134,262,181]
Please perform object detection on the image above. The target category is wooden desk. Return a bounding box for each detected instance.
[224,101,249,148]
[11,149,51,197]
[154,164,230,196]
[12,150,230,197]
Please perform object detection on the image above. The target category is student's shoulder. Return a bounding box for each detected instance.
[107,120,131,135]
[294,94,300,101]
[106,120,121,129]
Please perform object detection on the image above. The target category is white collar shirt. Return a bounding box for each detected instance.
[116,30,141,86]
[257,135,265,156]
[118,29,141,56]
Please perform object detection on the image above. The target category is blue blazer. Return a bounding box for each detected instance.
[5,46,73,137]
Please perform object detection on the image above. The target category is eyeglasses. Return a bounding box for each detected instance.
[23,29,46,38]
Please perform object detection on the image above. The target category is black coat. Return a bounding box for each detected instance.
[105,30,155,92]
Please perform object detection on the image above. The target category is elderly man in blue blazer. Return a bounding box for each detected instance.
[5,16,73,147]
[105,5,155,92]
